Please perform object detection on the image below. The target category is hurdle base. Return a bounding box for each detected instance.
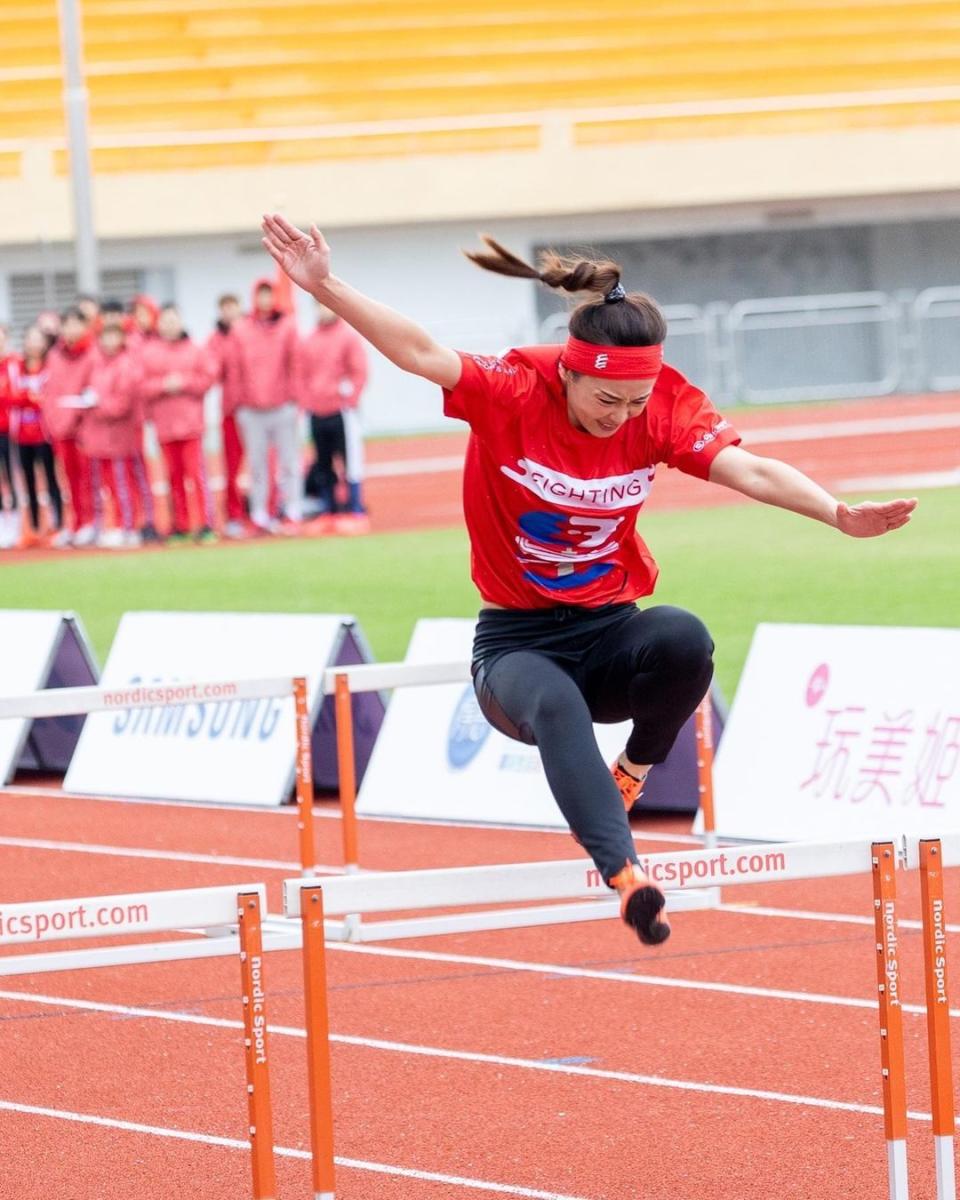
[934,1135,955,1200]
[887,1138,909,1200]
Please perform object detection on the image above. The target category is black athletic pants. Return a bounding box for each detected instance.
[306,412,346,514]
[472,603,714,884]
[0,434,17,512]
[18,442,63,531]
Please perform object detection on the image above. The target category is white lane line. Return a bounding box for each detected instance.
[0,834,345,874]
[740,411,960,445]
[720,904,960,934]
[833,467,960,492]
[0,990,931,1122]
[367,454,465,478]
[0,1100,592,1200]
[0,791,705,846]
[327,942,955,1017]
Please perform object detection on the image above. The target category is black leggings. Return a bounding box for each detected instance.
[18,441,63,531]
[0,434,17,511]
[306,412,346,513]
[473,604,714,884]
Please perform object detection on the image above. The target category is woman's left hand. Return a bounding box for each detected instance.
[836,497,918,537]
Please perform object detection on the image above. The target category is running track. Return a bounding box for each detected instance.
[1,390,959,1198]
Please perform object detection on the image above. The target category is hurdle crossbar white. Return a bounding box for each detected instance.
[282,838,878,946]
[0,882,288,977]
[0,882,281,1198]
[285,835,899,1200]
[0,675,325,876]
[320,660,469,695]
[0,677,294,721]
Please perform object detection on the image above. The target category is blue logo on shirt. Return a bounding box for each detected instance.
[447,684,490,769]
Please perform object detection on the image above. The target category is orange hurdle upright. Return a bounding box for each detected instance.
[872,842,909,1200]
[918,839,957,1200]
[294,676,318,877]
[695,694,716,849]
[237,892,278,1200]
[334,672,360,874]
[300,884,337,1199]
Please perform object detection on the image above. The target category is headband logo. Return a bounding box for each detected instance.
[594,353,609,370]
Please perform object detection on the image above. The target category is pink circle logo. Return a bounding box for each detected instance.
[806,663,830,707]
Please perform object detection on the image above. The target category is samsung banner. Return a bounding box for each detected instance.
[714,624,960,841]
[0,610,99,783]
[64,612,382,807]
[357,618,722,827]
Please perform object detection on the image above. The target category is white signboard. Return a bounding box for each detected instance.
[714,624,960,841]
[357,618,634,827]
[0,610,99,783]
[65,612,358,806]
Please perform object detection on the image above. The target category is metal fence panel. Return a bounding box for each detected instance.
[725,292,902,404]
[914,287,960,391]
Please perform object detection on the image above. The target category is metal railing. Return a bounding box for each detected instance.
[540,285,960,404]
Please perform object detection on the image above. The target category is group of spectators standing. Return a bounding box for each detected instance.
[0,277,370,550]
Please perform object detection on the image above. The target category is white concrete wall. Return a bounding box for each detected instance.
[3,189,959,433]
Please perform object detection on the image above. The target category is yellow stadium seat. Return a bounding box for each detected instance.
[1,0,958,167]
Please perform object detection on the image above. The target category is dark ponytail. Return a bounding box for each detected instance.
[465,235,666,348]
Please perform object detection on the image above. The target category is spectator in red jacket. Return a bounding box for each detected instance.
[300,303,370,530]
[230,277,302,533]
[206,293,246,538]
[0,324,21,548]
[13,325,64,546]
[80,324,146,549]
[118,295,161,542]
[74,294,102,337]
[43,307,97,548]
[140,304,216,543]
[128,294,160,351]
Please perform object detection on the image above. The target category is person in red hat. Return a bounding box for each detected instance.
[140,304,217,544]
[206,293,247,538]
[262,213,917,948]
[80,322,146,548]
[10,325,64,547]
[230,277,302,534]
[43,307,97,548]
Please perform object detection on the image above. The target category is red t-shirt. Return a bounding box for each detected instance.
[442,345,741,609]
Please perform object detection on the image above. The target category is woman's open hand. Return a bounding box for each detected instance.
[261,214,331,295]
[836,497,918,537]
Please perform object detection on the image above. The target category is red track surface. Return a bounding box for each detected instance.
[2,392,959,1198]
[1,790,957,1200]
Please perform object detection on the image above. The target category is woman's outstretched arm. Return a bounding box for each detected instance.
[261,214,462,389]
[708,444,917,537]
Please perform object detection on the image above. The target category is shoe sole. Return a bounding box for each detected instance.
[621,885,671,946]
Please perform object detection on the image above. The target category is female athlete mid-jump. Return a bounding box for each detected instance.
[262,213,917,946]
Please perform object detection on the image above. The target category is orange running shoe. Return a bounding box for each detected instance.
[611,758,649,813]
[609,861,670,945]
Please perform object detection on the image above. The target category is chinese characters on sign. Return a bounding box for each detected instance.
[803,705,960,809]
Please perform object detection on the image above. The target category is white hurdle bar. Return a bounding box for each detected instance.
[0,882,302,976]
[0,881,284,1197]
[0,675,328,877]
[283,835,900,1200]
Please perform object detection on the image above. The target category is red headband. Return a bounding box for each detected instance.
[560,336,663,379]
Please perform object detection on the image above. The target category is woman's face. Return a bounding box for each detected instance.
[158,308,182,340]
[23,327,47,358]
[560,366,655,438]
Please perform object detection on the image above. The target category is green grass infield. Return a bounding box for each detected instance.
[2,488,955,703]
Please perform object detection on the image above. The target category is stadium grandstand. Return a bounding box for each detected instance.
[1,0,959,429]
